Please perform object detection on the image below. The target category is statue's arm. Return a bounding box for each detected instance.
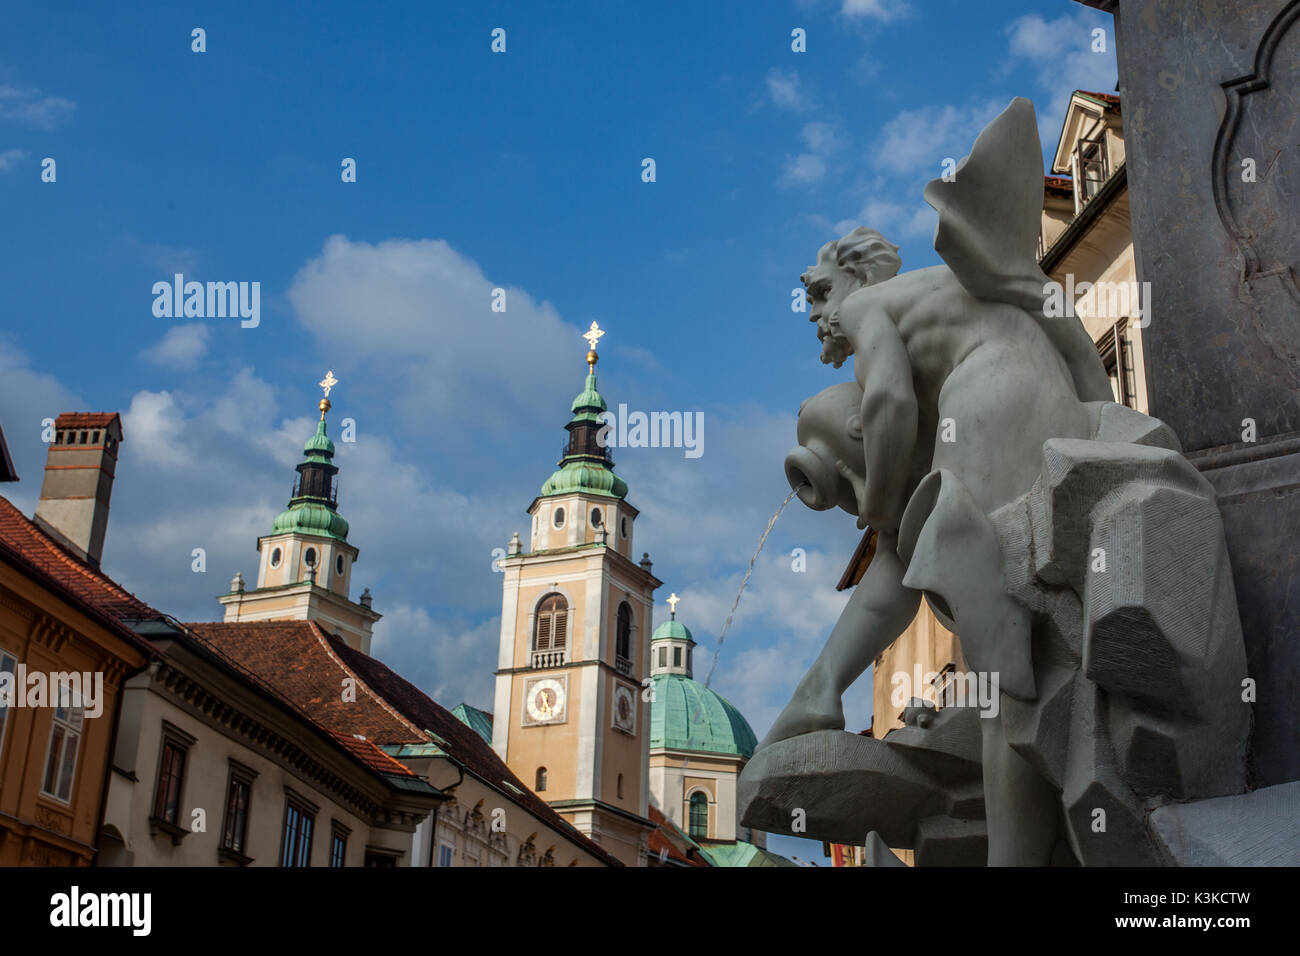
[853,310,918,533]
[761,532,919,745]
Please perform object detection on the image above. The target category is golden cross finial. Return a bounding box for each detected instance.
[318,370,338,419]
[583,322,604,371]
[667,592,680,618]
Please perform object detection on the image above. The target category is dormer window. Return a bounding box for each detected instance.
[1074,132,1109,207]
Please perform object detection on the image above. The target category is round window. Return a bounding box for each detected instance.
[553,507,566,528]
[621,516,628,537]
[335,554,345,576]
[591,508,602,527]
[304,547,318,568]
[270,547,282,568]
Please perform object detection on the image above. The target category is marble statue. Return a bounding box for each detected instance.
[739,98,1259,866]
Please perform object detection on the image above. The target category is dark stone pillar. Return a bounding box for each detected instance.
[1077,0,1300,787]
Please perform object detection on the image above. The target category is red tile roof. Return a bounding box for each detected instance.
[185,621,427,752]
[327,730,420,778]
[186,620,622,866]
[648,805,711,867]
[0,494,161,654]
[1077,90,1120,108]
[54,412,122,430]
[1044,175,1074,198]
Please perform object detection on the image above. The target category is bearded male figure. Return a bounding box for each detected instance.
[750,98,1251,865]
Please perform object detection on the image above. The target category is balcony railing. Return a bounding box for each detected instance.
[531,649,567,670]
[561,432,613,465]
[615,655,633,678]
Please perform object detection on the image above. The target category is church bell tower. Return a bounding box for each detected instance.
[218,371,381,653]
[492,324,661,866]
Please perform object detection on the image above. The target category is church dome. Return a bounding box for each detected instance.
[303,419,335,459]
[649,674,758,758]
[651,619,695,643]
[541,459,628,499]
[271,501,350,541]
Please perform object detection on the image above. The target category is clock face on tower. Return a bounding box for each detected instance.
[523,676,567,725]
[612,683,636,734]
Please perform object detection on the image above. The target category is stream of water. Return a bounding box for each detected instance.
[680,484,805,765]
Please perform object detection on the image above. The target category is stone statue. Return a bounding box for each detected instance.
[740,98,1256,865]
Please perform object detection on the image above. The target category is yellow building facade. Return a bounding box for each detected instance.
[491,325,660,866]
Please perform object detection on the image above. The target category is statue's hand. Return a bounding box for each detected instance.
[835,459,870,530]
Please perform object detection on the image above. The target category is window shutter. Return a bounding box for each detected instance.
[553,611,567,648]
[537,615,552,650]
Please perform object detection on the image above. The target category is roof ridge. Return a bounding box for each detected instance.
[0,495,160,621]
[306,621,428,741]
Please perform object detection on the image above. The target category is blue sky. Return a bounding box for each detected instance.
[0,0,1115,863]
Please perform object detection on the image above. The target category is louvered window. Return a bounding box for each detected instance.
[616,602,632,661]
[535,594,569,651]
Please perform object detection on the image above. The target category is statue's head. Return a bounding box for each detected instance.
[784,381,865,517]
[802,228,901,368]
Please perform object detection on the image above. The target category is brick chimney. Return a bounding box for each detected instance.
[34,413,124,567]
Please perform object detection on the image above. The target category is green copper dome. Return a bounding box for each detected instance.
[569,372,607,421]
[303,419,335,459]
[652,619,695,643]
[649,674,758,758]
[271,501,350,541]
[541,460,628,498]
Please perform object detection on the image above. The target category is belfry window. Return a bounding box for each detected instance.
[616,602,632,662]
[689,792,708,839]
[536,767,548,792]
[534,594,569,651]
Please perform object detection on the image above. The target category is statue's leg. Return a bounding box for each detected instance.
[981,708,1059,865]
[761,532,920,746]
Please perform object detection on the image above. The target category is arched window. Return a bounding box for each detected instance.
[534,594,568,651]
[615,602,632,661]
[535,767,547,792]
[689,791,708,839]
[617,773,624,800]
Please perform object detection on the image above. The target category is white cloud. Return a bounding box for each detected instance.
[765,68,809,111]
[779,122,845,188]
[0,85,75,129]
[834,197,936,243]
[781,153,827,186]
[801,122,844,155]
[0,149,27,174]
[0,340,84,512]
[841,0,911,22]
[873,99,1005,175]
[1006,11,1118,124]
[287,235,578,432]
[118,235,200,275]
[141,324,211,369]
